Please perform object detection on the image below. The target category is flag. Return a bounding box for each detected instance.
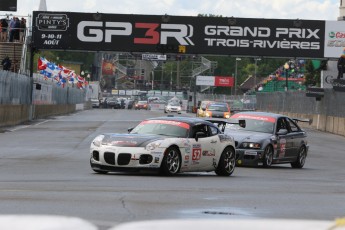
[77,75,85,83]
[38,57,48,70]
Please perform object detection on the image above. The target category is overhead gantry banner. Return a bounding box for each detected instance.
[32,11,330,58]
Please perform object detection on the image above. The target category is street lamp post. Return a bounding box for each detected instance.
[254,58,261,90]
[160,63,164,91]
[284,62,290,91]
[235,58,241,95]
[151,70,155,90]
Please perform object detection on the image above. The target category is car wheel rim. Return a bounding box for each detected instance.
[299,147,306,166]
[265,147,273,166]
[166,149,180,174]
[224,149,235,173]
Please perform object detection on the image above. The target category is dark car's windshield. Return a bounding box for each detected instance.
[226,115,276,134]
[130,120,190,137]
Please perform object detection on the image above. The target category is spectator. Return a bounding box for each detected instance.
[13,17,20,42]
[0,18,8,42]
[337,50,345,79]
[20,18,26,42]
[8,17,15,42]
[1,56,12,71]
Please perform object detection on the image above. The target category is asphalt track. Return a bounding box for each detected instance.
[0,109,344,229]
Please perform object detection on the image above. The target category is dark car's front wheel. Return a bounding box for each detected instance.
[160,146,181,176]
[263,145,273,167]
[291,145,307,168]
[215,147,235,176]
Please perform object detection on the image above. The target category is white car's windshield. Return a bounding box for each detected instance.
[130,120,189,137]
[168,102,180,107]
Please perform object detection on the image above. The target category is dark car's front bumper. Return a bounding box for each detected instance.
[235,149,265,166]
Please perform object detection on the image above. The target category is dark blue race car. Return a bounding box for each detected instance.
[224,112,310,168]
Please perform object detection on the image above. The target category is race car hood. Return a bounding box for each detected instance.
[101,133,164,147]
[167,105,181,109]
[228,130,272,143]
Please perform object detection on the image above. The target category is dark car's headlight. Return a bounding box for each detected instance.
[92,135,104,147]
[240,142,261,149]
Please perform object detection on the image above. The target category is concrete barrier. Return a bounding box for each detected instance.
[0,104,79,128]
[0,105,30,127]
[259,110,345,137]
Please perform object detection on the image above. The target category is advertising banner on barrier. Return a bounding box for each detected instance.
[215,76,234,87]
[196,76,234,87]
[32,11,326,58]
[196,76,214,86]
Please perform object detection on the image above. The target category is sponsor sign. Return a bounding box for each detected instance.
[142,54,167,60]
[215,76,234,87]
[232,114,276,123]
[324,21,345,58]
[321,70,337,88]
[32,11,325,58]
[102,61,115,75]
[0,0,17,11]
[140,120,190,129]
[196,76,234,87]
[196,76,214,86]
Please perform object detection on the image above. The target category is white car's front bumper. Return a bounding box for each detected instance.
[90,146,165,172]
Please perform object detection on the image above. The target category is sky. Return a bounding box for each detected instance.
[0,0,341,21]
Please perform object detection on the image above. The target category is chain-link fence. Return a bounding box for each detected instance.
[1,71,85,105]
[0,71,31,104]
[256,90,345,118]
[195,93,256,111]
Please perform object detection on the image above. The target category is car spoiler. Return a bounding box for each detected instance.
[202,118,246,132]
[292,118,313,125]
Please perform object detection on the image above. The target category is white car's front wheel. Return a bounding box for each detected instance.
[160,146,181,176]
[215,147,236,176]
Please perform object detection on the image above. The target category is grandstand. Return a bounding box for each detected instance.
[257,59,307,93]
[258,77,306,92]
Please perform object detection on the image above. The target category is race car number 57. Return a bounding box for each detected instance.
[192,148,202,160]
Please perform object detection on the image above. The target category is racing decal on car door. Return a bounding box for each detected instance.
[279,138,286,158]
[202,149,215,156]
[182,138,191,154]
[192,148,202,160]
[183,155,190,168]
[192,144,202,164]
[219,134,232,142]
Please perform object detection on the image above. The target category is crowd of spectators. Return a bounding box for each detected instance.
[0,16,26,42]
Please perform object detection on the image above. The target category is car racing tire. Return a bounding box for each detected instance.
[215,147,236,176]
[160,146,181,176]
[263,145,273,168]
[291,145,307,168]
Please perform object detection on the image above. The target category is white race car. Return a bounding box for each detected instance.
[164,102,182,114]
[90,116,239,176]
